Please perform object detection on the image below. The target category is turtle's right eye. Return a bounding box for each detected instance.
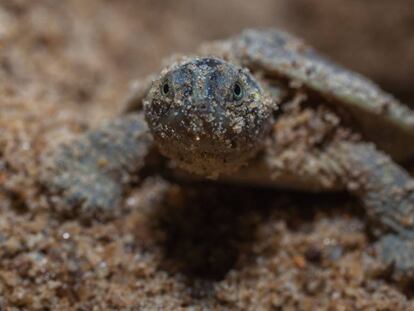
[161,81,170,96]
[233,82,244,101]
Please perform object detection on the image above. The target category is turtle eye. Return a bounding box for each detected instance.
[161,81,170,96]
[233,82,244,101]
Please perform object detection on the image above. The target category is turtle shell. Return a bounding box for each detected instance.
[125,29,414,161]
[224,29,414,161]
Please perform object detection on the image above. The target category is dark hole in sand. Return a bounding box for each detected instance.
[147,182,361,283]
[149,184,273,281]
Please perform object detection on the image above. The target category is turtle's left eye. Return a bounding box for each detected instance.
[161,81,170,96]
[233,82,244,101]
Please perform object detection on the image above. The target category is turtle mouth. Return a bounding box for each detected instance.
[153,129,259,176]
[154,99,237,154]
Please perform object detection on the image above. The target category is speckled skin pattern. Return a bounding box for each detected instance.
[144,58,274,176]
[41,29,414,283]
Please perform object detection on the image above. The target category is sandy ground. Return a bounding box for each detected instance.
[1,0,414,309]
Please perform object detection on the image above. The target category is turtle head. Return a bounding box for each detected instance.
[144,57,273,176]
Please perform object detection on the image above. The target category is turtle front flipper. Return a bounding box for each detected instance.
[330,142,414,283]
[40,112,153,220]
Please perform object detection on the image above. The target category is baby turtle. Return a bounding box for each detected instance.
[41,29,414,283]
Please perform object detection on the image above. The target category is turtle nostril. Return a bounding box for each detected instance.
[200,104,208,111]
[197,102,209,112]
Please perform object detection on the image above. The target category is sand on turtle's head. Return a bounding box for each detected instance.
[144,57,275,177]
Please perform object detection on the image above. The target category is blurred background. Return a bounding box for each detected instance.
[1,0,412,105]
[125,0,414,104]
